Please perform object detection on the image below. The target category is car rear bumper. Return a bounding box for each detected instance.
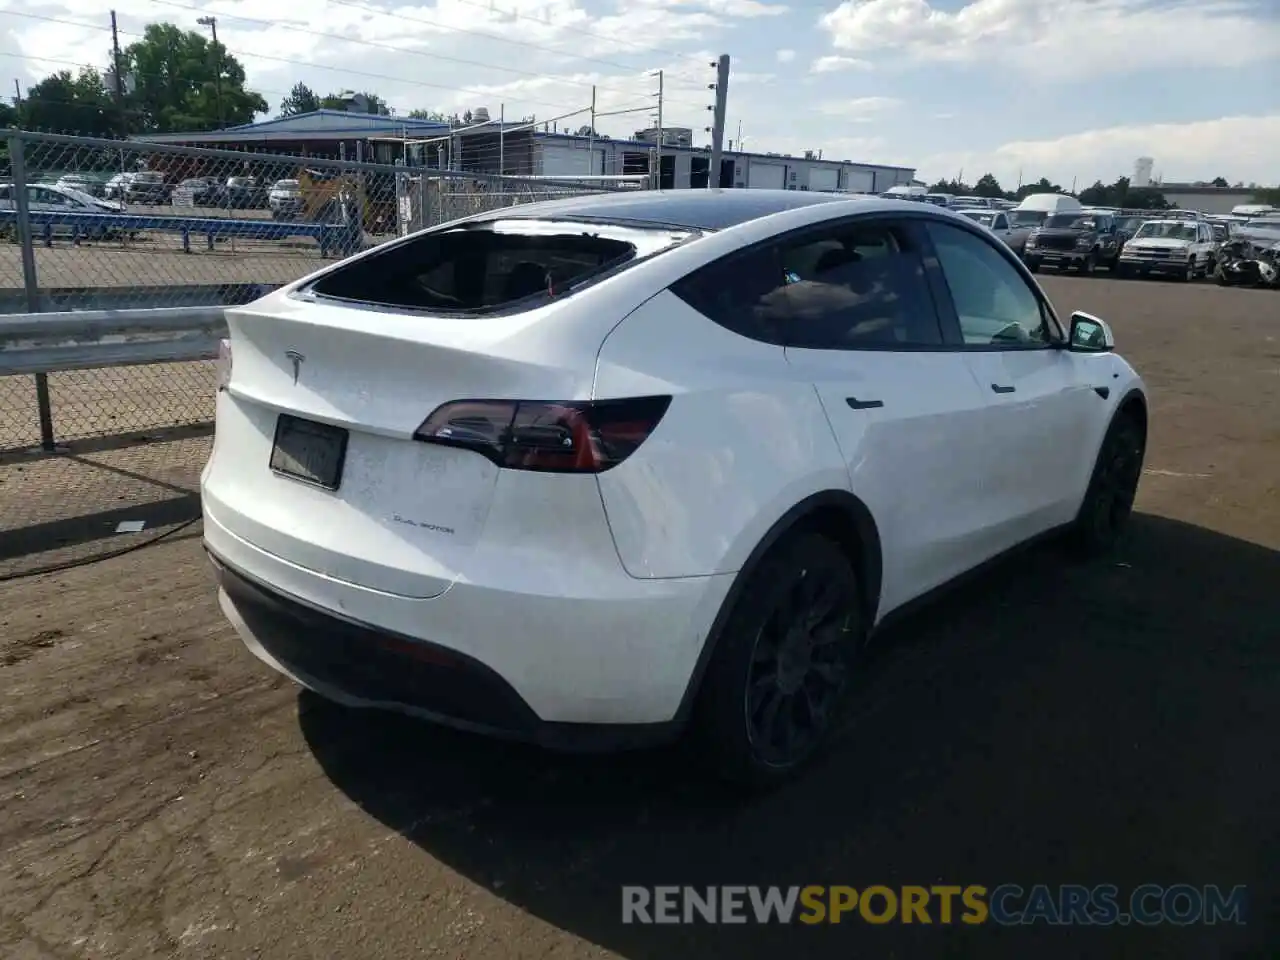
[203,502,733,742]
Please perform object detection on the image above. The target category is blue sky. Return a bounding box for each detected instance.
[4,0,1279,186]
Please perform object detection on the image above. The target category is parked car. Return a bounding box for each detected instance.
[203,191,1148,788]
[949,195,997,209]
[0,181,127,239]
[54,174,105,198]
[1023,211,1124,274]
[955,207,1032,254]
[124,171,171,205]
[268,179,303,219]
[1115,219,1218,281]
[103,172,134,200]
[221,176,269,209]
[172,177,221,206]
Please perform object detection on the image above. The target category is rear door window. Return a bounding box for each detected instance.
[672,218,945,349]
[307,218,692,313]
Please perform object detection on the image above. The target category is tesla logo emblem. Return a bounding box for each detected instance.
[285,350,305,385]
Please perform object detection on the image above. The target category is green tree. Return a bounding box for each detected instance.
[408,108,448,121]
[122,22,267,132]
[926,177,971,195]
[1251,187,1280,206]
[321,91,389,115]
[1077,176,1170,209]
[1210,176,1229,188]
[1012,177,1065,200]
[280,82,321,117]
[972,172,1004,198]
[19,68,115,135]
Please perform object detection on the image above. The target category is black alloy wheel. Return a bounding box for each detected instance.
[1070,413,1145,556]
[694,532,863,788]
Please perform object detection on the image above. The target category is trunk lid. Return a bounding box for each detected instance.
[206,293,598,599]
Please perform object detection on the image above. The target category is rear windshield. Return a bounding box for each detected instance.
[307,218,693,313]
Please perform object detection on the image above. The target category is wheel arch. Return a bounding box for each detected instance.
[1116,386,1148,440]
[672,489,883,725]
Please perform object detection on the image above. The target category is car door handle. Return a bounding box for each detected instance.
[846,397,884,410]
[991,384,1016,394]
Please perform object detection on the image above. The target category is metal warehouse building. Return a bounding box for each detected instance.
[136,110,915,192]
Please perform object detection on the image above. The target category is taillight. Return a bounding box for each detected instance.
[216,338,233,391]
[413,396,671,473]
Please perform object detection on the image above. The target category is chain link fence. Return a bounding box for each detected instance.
[0,128,625,574]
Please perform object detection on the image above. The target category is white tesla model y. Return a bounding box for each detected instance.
[202,190,1147,786]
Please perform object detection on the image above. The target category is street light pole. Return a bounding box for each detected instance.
[196,16,225,129]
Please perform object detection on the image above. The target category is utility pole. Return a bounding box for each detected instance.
[197,16,225,129]
[110,11,126,133]
[653,70,663,190]
[587,85,596,176]
[498,102,504,175]
[708,54,729,190]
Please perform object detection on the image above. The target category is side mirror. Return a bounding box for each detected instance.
[1068,311,1115,353]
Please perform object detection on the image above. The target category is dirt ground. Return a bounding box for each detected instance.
[1,275,1278,959]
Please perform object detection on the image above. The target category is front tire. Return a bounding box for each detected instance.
[1069,412,1145,557]
[693,531,864,790]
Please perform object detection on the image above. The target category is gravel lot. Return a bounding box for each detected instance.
[1,274,1277,959]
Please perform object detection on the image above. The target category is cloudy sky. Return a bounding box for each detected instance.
[2,0,1279,186]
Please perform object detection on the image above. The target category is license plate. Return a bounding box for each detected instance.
[270,415,348,490]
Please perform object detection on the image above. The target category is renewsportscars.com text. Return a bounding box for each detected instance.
[621,884,1248,926]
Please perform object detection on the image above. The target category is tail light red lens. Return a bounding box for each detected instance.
[413,396,671,473]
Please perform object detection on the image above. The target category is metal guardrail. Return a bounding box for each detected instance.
[0,306,227,376]
[0,209,358,257]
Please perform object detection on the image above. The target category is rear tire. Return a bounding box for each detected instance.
[1068,412,1145,558]
[693,531,864,790]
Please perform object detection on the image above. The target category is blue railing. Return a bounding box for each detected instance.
[0,209,361,257]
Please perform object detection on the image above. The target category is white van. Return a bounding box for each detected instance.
[1010,193,1082,228]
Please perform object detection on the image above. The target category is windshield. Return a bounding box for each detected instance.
[1010,210,1048,226]
[275,180,299,189]
[1134,222,1198,241]
[1045,214,1094,229]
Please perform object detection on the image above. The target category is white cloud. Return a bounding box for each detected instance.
[819,0,1280,78]
[810,54,871,73]
[817,95,902,119]
[776,48,796,63]
[921,114,1280,188]
[4,0,746,121]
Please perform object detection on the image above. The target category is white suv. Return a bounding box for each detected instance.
[1117,218,1218,281]
[202,191,1147,786]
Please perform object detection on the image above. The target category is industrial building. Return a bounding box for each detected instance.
[136,109,916,192]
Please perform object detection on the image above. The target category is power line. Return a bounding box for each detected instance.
[318,0,714,88]
[0,9,710,113]
[141,0,710,106]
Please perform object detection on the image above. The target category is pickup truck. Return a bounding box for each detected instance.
[955,207,1033,255]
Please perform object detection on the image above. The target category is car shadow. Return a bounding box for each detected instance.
[298,513,1280,959]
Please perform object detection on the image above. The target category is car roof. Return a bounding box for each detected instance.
[463,188,880,231]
